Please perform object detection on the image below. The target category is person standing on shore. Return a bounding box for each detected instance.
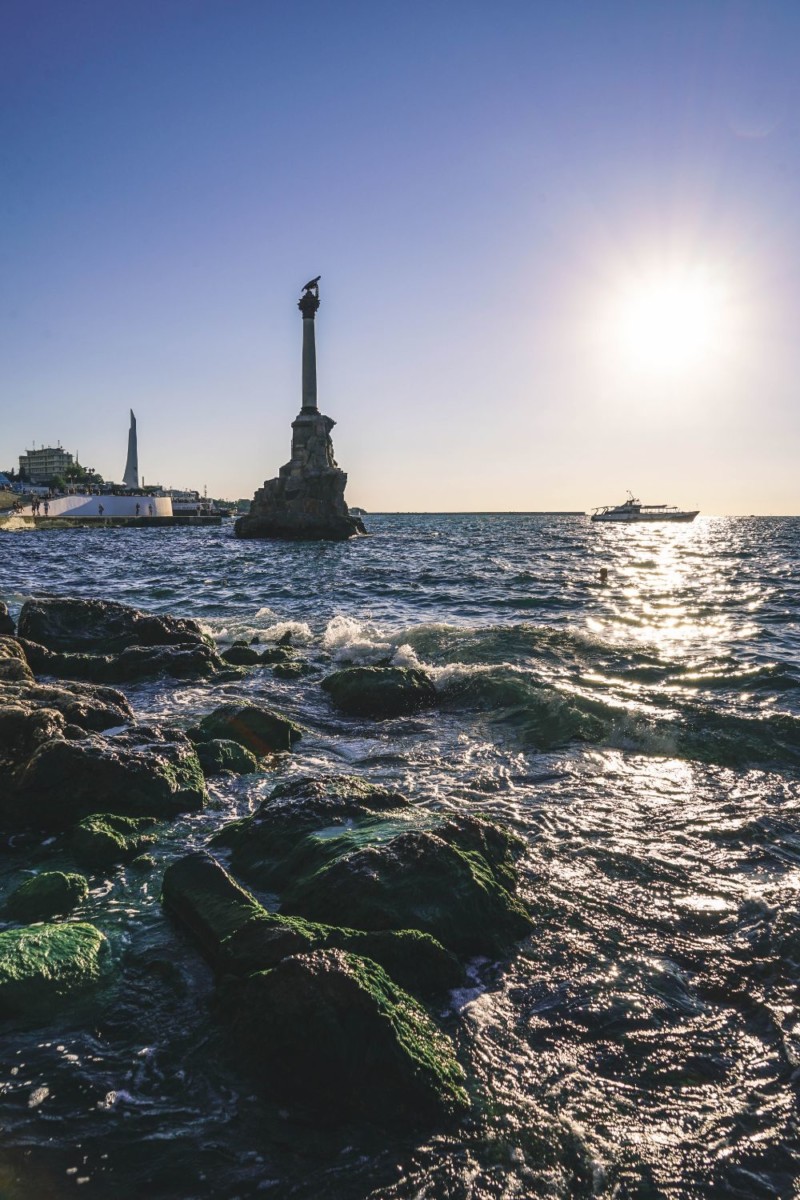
[98,503,104,517]
[43,499,49,517]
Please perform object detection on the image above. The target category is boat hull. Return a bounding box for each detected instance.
[591,511,699,523]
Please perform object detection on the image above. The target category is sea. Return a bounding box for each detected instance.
[1,513,799,1199]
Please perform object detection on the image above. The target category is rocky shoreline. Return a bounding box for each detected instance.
[0,595,533,1128]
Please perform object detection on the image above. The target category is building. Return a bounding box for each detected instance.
[18,446,74,484]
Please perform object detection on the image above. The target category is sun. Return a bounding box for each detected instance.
[609,265,729,375]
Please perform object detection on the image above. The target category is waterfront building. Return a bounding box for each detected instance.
[19,446,74,484]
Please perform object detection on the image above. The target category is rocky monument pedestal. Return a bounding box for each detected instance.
[235,278,366,542]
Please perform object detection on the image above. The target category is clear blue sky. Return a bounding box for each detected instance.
[2,1,799,511]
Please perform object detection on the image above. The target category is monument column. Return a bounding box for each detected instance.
[298,277,321,413]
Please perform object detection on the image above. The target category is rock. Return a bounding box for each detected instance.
[273,662,316,680]
[211,774,410,891]
[235,412,366,542]
[258,647,294,665]
[281,826,533,958]
[19,638,226,683]
[17,596,207,655]
[0,922,110,1017]
[0,704,66,781]
[0,679,132,732]
[195,739,259,776]
[72,813,158,868]
[196,703,301,755]
[212,775,531,958]
[8,727,205,829]
[221,643,262,666]
[5,872,89,922]
[162,852,461,998]
[129,854,157,872]
[0,602,15,636]
[321,666,437,718]
[230,949,468,1122]
[0,637,33,683]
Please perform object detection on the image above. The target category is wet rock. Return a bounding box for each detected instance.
[221,643,262,666]
[162,852,461,998]
[0,922,110,1017]
[211,774,410,890]
[259,647,295,665]
[8,727,205,829]
[0,602,15,636]
[0,637,33,683]
[72,813,158,868]
[1,679,132,732]
[273,661,316,680]
[195,738,259,776]
[18,596,207,655]
[5,871,89,922]
[321,666,436,718]
[0,705,67,785]
[212,775,531,957]
[230,949,468,1122]
[19,638,226,683]
[282,825,533,957]
[196,702,301,755]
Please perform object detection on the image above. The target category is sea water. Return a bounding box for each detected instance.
[1,514,798,1197]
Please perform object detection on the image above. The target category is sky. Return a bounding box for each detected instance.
[2,0,799,512]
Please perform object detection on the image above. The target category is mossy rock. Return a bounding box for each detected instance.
[321,666,436,719]
[72,813,159,869]
[5,871,89,922]
[230,948,469,1123]
[162,851,461,998]
[210,776,530,957]
[11,729,206,829]
[221,643,262,666]
[258,647,295,665]
[210,774,411,892]
[273,662,316,680]
[196,738,259,776]
[281,826,533,958]
[197,703,301,755]
[0,922,110,1017]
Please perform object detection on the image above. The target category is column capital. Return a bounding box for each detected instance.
[298,277,320,318]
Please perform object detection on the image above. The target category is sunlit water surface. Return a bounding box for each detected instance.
[1,514,799,1198]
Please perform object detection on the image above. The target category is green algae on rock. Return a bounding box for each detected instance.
[72,813,159,869]
[321,665,437,718]
[0,922,110,1017]
[212,776,532,958]
[5,871,89,923]
[162,851,461,998]
[196,702,301,755]
[195,738,259,776]
[221,642,262,666]
[281,825,533,957]
[10,727,205,829]
[210,773,411,892]
[230,949,469,1122]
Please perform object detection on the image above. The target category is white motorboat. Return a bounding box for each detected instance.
[591,493,699,523]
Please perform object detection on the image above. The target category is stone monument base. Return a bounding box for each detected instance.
[235,411,366,542]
